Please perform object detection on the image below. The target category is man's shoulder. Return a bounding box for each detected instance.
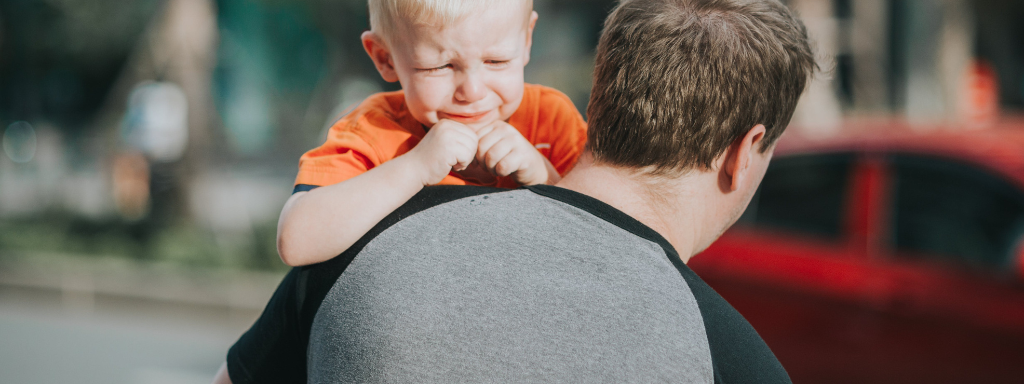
[308,185,718,382]
[302,185,614,303]
[394,185,509,217]
[526,186,791,382]
[315,185,507,268]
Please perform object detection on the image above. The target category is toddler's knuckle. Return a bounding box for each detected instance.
[496,161,513,175]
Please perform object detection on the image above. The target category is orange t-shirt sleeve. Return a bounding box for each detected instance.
[294,127,379,187]
[534,87,588,176]
[294,92,426,187]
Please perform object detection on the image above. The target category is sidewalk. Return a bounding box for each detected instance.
[0,251,285,312]
[0,252,287,384]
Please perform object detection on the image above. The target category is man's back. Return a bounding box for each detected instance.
[227,186,790,383]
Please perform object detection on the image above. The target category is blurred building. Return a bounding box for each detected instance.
[789,0,1023,133]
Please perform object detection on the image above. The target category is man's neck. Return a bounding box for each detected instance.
[555,157,714,263]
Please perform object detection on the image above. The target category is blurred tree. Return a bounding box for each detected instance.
[0,0,162,128]
[213,0,331,158]
[88,0,219,255]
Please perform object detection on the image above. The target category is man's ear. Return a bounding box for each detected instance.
[361,31,399,83]
[522,11,539,66]
[720,124,767,192]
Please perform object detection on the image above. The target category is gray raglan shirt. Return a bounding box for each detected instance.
[227,185,790,383]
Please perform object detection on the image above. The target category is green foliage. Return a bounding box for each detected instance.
[0,213,287,272]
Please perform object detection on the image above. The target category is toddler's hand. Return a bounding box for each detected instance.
[405,119,479,186]
[475,121,554,186]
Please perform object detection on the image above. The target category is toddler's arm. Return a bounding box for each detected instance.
[277,120,478,266]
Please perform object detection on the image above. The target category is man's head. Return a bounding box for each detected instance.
[579,0,815,253]
[587,0,814,173]
[362,0,538,130]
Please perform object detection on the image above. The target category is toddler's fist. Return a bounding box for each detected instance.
[406,119,479,186]
[475,121,553,186]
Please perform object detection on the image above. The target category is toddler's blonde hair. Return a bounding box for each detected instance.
[368,0,533,44]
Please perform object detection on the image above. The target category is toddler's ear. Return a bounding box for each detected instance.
[523,11,539,66]
[362,31,399,83]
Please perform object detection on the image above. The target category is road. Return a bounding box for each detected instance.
[0,282,266,384]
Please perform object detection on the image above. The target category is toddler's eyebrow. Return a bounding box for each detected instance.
[482,45,520,59]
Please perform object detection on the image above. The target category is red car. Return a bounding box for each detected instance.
[690,121,1024,384]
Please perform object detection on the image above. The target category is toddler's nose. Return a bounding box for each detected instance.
[454,71,487,104]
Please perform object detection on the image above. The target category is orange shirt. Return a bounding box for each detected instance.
[295,84,587,189]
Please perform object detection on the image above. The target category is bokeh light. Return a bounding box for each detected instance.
[2,121,37,163]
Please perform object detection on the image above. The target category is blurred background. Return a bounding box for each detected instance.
[0,0,1021,383]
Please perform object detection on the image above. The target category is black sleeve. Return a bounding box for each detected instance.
[673,261,792,384]
[655,236,790,383]
[293,184,319,194]
[227,268,310,384]
[685,270,791,383]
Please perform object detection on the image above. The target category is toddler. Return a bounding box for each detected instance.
[277,0,587,266]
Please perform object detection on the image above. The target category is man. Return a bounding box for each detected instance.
[215,0,815,382]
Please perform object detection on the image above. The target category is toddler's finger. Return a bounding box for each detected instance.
[477,129,503,153]
[474,121,501,138]
[484,140,515,172]
[494,156,523,177]
[455,139,478,169]
[454,151,475,172]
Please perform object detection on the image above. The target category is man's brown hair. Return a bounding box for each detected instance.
[586,0,816,173]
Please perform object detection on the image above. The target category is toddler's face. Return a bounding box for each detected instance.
[370,5,537,130]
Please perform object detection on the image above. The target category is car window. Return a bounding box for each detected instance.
[737,153,854,241]
[890,154,1024,275]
